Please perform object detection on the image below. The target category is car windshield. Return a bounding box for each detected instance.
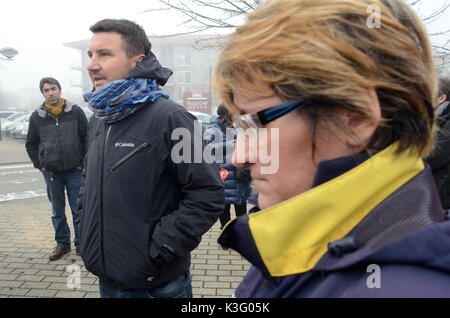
[5,112,26,121]
[13,113,31,122]
[189,111,211,123]
[0,112,16,119]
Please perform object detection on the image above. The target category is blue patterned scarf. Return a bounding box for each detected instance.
[83,78,169,124]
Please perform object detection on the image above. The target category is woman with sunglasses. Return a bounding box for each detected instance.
[215,0,450,297]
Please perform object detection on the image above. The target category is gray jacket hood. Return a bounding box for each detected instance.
[36,100,77,118]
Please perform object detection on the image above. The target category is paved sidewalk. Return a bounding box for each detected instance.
[0,137,31,165]
[0,197,250,298]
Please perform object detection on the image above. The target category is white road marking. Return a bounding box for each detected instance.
[0,190,47,202]
[0,170,39,176]
[3,178,40,185]
[0,164,33,170]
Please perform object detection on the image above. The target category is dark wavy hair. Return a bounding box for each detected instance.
[39,77,61,93]
[90,19,151,57]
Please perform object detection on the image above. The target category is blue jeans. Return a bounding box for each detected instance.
[42,169,82,249]
[99,271,193,298]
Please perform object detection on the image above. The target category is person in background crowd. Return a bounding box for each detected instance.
[204,104,252,230]
[26,77,87,261]
[215,0,450,297]
[427,77,450,212]
[77,19,224,298]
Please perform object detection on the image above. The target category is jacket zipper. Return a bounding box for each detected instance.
[111,143,150,171]
[100,125,111,276]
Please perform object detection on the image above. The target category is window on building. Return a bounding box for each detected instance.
[161,46,173,66]
[178,52,191,66]
[178,71,192,83]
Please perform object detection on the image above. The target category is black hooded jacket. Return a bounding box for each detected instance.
[427,101,450,208]
[77,50,224,290]
[25,101,88,173]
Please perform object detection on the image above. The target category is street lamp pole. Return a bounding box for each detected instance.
[0,47,19,141]
[0,47,18,60]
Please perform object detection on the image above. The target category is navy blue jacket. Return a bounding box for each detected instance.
[219,148,450,297]
[204,118,251,205]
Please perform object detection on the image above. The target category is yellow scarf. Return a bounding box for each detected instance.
[241,143,424,276]
[44,98,65,116]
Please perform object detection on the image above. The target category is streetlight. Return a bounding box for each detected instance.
[0,47,18,141]
[0,47,18,60]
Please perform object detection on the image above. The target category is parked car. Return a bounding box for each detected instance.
[2,113,31,137]
[188,111,212,132]
[19,121,29,140]
[10,120,28,139]
[0,111,26,124]
[0,111,18,120]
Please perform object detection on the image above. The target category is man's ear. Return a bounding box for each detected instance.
[132,54,146,67]
[343,87,381,150]
[438,94,448,106]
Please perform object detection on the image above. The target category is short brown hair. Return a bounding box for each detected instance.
[39,77,61,93]
[439,77,450,101]
[214,0,438,157]
[90,19,150,57]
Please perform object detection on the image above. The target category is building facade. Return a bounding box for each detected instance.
[64,34,221,114]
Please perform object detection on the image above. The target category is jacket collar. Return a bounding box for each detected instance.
[37,100,76,118]
[126,49,172,86]
[219,143,425,277]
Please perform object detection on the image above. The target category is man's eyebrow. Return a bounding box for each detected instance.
[88,48,113,55]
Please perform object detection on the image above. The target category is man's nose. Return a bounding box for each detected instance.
[87,56,100,71]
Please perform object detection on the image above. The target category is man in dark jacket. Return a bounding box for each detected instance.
[77,19,224,298]
[427,77,450,210]
[26,77,88,261]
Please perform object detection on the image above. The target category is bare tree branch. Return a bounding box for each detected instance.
[145,0,450,65]
[148,27,212,38]
[143,0,259,35]
[224,0,248,14]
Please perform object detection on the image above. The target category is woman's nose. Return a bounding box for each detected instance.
[232,133,256,167]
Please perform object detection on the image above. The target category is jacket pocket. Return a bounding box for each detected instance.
[111,143,150,172]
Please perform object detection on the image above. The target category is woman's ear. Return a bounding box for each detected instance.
[343,88,381,150]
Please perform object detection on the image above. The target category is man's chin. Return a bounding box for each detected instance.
[93,79,108,90]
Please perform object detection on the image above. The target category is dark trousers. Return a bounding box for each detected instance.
[99,271,192,298]
[42,169,82,248]
[219,204,247,229]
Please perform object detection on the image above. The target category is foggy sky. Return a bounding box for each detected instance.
[0,0,449,109]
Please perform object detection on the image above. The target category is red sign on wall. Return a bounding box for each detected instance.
[183,91,211,114]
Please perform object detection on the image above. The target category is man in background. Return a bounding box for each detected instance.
[427,77,450,211]
[26,77,87,261]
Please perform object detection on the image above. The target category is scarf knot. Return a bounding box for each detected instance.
[83,78,169,124]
